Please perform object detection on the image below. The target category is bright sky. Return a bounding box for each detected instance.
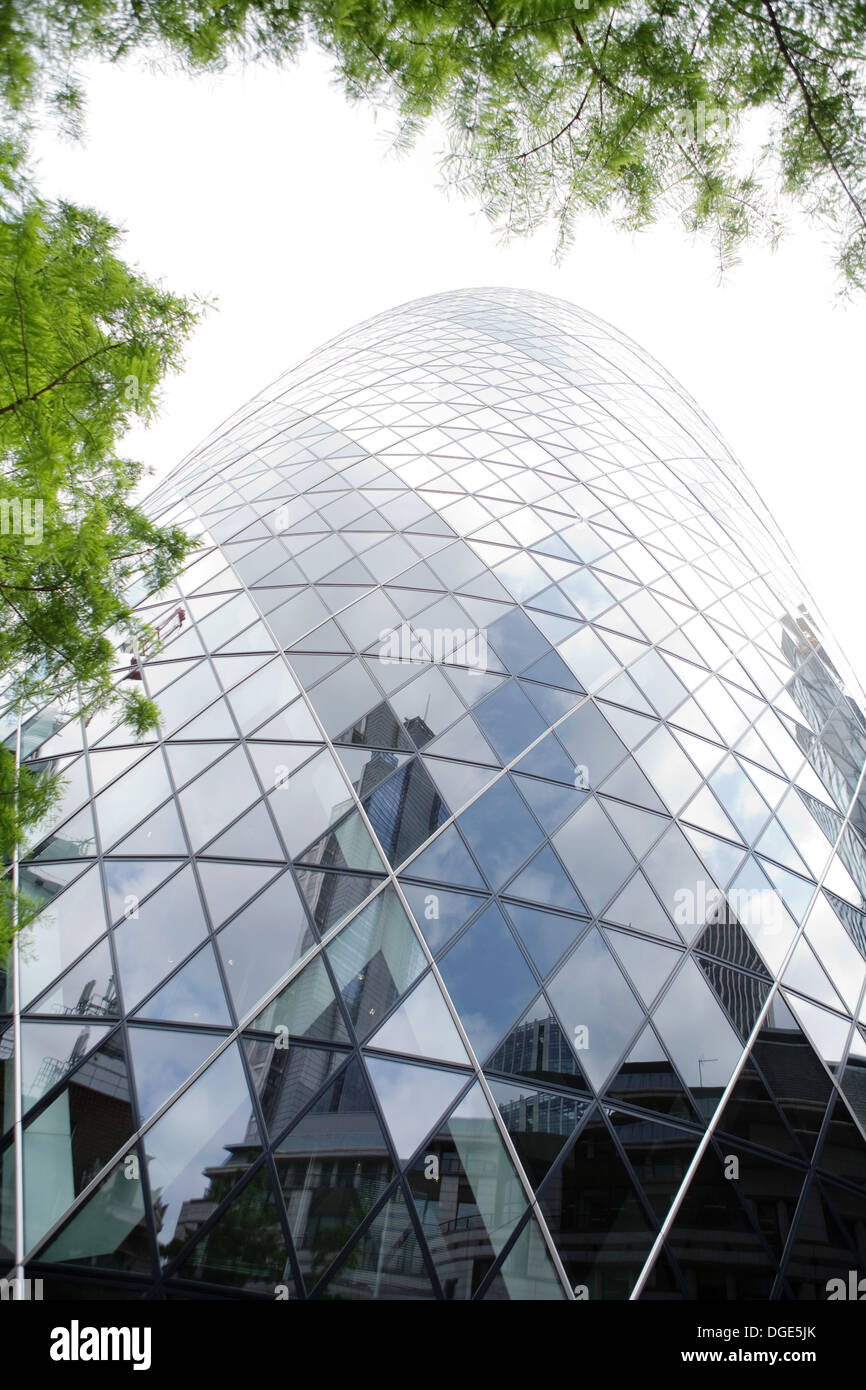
[30,49,866,690]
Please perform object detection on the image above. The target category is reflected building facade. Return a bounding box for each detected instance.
[2,288,866,1300]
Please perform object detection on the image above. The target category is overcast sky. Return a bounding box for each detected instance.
[30,49,866,690]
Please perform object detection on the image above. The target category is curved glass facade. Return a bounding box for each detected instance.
[4,288,866,1301]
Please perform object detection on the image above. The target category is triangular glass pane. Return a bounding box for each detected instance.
[37,1145,150,1275]
[660,1144,779,1298]
[326,887,427,1043]
[399,881,487,955]
[27,936,117,1019]
[652,958,744,1116]
[172,1163,291,1294]
[22,1034,134,1251]
[128,1025,223,1125]
[204,801,284,861]
[403,825,485,890]
[487,1076,587,1194]
[111,799,187,856]
[714,1060,804,1159]
[608,1109,702,1221]
[134,944,231,1027]
[13,1020,113,1124]
[164,741,230,787]
[405,1082,528,1298]
[683,827,746,887]
[480,1212,567,1301]
[751,996,833,1160]
[438,903,537,1059]
[29,804,96,861]
[503,901,588,977]
[197,861,282,929]
[145,1044,261,1260]
[295,807,385,875]
[217,872,317,1021]
[603,801,668,859]
[603,872,679,942]
[312,1186,435,1300]
[366,972,469,1066]
[697,956,770,1036]
[598,757,666,812]
[538,1112,655,1300]
[513,775,586,835]
[273,1058,396,1288]
[504,845,587,913]
[113,864,207,1010]
[17,867,107,1008]
[547,928,644,1091]
[365,1055,468,1164]
[252,952,348,1045]
[103,858,185,925]
[604,929,681,1007]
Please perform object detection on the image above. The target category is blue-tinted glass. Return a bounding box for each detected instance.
[438,904,537,1057]
[362,758,449,866]
[473,681,547,762]
[458,778,543,890]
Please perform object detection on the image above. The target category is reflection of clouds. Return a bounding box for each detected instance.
[372,974,467,1064]
[636,728,699,810]
[458,1012,499,1063]
[366,1057,464,1162]
[19,868,102,998]
[785,995,849,1067]
[805,899,866,1011]
[104,861,178,910]
[146,1047,252,1245]
[653,960,741,1089]
[710,757,770,839]
[547,929,641,1090]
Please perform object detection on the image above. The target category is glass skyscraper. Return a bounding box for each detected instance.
[4,288,866,1301]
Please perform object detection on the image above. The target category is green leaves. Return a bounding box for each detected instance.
[0,151,201,913]
[2,1,865,284]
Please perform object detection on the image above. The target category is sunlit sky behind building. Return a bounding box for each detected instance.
[30,49,866,690]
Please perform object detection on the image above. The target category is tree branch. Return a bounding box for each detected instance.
[762,0,866,230]
[0,339,129,416]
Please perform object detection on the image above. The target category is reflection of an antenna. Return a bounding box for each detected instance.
[697,1056,718,1087]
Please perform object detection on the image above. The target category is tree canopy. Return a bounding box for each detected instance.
[0,145,202,943]
[2,1,865,286]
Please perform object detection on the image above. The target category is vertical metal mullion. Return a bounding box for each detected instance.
[10,706,25,1292]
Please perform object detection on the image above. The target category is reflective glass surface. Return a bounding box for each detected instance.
[15,288,866,1301]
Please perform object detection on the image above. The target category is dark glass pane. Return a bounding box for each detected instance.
[406,1082,528,1300]
[662,1144,779,1299]
[173,1164,291,1294]
[538,1113,655,1299]
[488,1077,587,1191]
[23,1032,134,1251]
[273,1059,395,1291]
[313,1186,435,1300]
